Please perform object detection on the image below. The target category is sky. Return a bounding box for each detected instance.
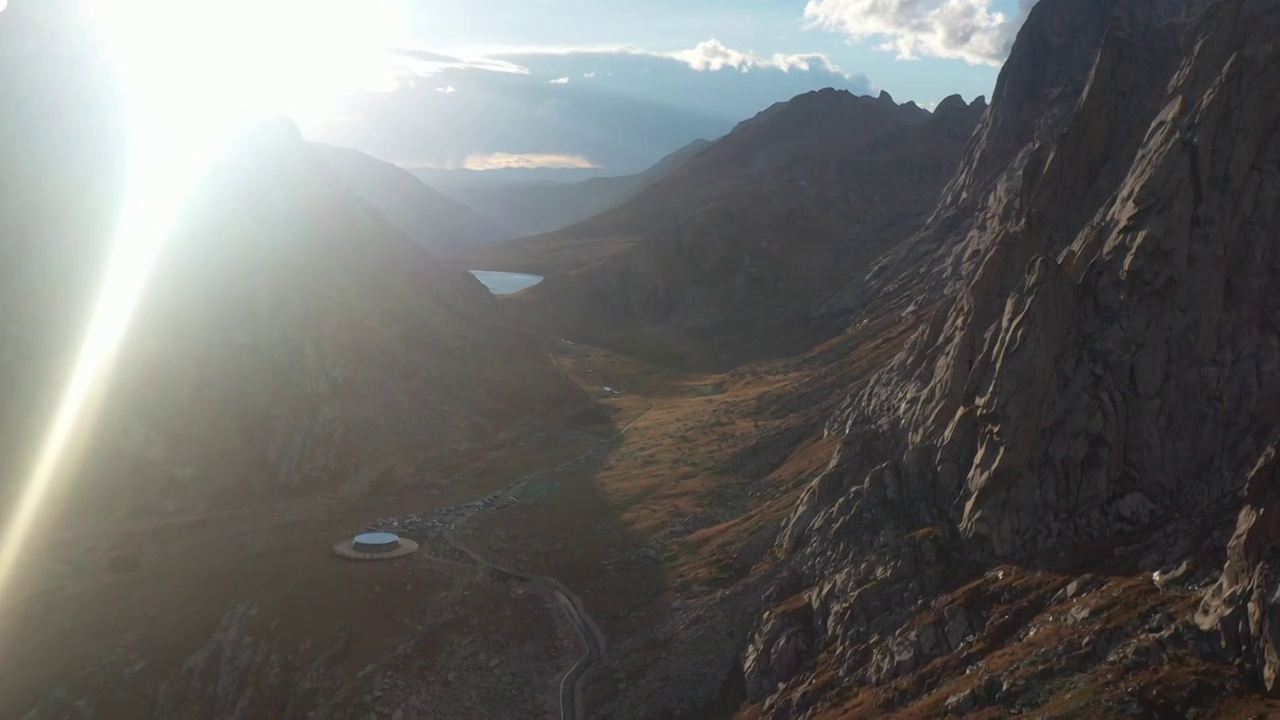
[326,0,1039,174]
[4,0,1038,176]
[405,0,1031,100]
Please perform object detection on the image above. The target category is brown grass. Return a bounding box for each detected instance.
[2,292,930,718]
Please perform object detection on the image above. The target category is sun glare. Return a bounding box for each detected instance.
[0,0,399,611]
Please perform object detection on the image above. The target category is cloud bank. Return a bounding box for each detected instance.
[311,39,871,173]
[668,39,847,75]
[803,0,1034,66]
[390,48,530,77]
[480,39,855,79]
[462,152,598,170]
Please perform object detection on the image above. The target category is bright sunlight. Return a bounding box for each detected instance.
[0,0,399,608]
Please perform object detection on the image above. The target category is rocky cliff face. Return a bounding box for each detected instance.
[745,0,1280,714]
[516,91,984,367]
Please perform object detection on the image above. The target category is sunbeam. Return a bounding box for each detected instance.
[0,0,399,613]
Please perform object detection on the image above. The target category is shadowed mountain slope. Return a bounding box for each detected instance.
[315,143,514,257]
[505,90,984,367]
[0,8,586,526]
[442,138,713,240]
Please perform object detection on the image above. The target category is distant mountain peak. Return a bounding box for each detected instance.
[934,93,970,115]
[315,143,513,256]
[490,76,984,365]
[433,137,712,239]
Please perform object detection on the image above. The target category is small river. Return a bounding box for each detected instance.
[470,271,545,295]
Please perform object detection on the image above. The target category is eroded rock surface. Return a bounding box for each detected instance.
[748,0,1280,714]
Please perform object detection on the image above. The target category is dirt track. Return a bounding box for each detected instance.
[401,401,653,718]
[444,530,604,720]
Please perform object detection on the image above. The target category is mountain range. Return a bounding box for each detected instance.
[0,16,586,526]
[8,0,1280,718]
[314,143,515,257]
[483,89,985,366]
[426,139,713,238]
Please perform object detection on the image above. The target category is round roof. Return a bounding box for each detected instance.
[354,532,399,546]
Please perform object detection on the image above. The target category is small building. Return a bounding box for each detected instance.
[333,531,419,560]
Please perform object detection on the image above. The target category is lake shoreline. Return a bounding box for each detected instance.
[470,270,545,295]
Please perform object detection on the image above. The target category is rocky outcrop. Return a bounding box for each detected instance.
[744,593,818,702]
[516,91,984,367]
[911,0,1278,555]
[1197,444,1280,693]
[748,0,1280,712]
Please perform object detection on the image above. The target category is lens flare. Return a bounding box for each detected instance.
[0,0,398,613]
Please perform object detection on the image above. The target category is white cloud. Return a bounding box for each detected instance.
[583,72,597,78]
[668,39,846,75]
[435,85,456,94]
[462,152,599,170]
[548,76,570,84]
[390,48,529,78]
[803,0,1031,66]
[464,40,853,78]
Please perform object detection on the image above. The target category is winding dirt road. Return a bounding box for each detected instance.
[444,530,605,720]
[387,402,655,718]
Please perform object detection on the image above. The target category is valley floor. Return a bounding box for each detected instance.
[8,333,1280,719]
[0,336,831,719]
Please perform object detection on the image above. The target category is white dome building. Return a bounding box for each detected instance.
[332,531,419,560]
